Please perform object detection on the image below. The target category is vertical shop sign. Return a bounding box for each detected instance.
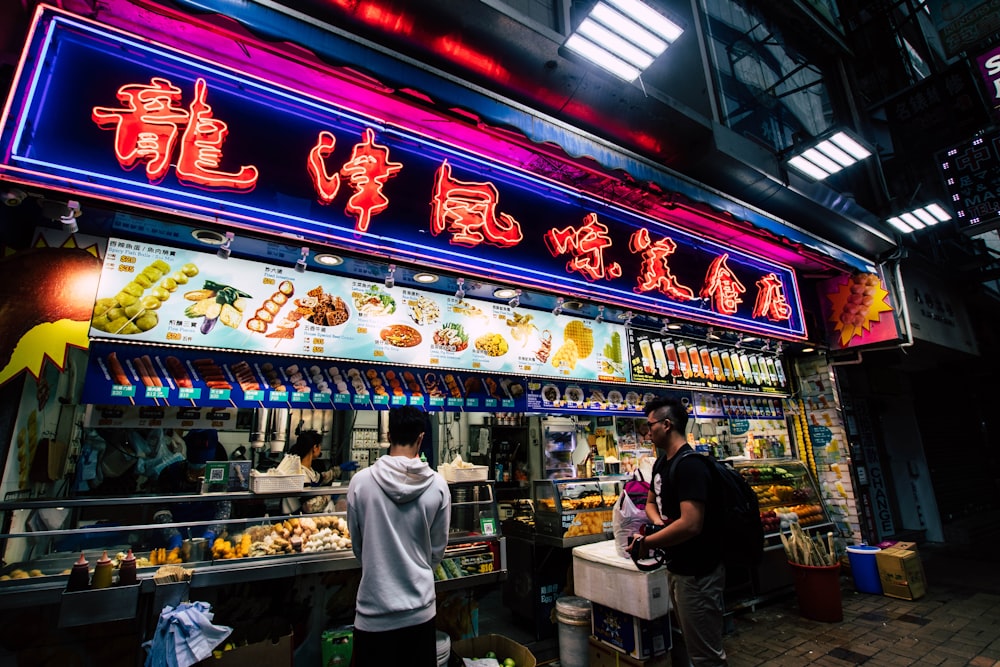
[977,44,1000,119]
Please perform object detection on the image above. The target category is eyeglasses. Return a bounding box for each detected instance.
[647,417,671,429]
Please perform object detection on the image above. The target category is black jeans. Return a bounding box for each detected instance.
[352,617,438,667]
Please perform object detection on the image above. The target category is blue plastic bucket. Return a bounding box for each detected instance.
[846,545,883,594]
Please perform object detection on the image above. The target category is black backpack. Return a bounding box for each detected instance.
[667,450,764,570]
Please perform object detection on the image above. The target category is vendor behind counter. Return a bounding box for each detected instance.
[155,429,232,548]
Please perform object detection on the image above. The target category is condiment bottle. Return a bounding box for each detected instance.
[67,552,90,592]
[91,550,113,589]
[118,549,137,586]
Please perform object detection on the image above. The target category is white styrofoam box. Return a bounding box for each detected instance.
[572,539,671,621]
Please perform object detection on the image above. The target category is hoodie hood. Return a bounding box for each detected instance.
[369,455,438,503]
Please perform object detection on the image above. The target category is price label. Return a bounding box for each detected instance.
[291,391,311,403]
[243,389,264,401]
[111,385,136,398]
[208,388,231,400]
[312,393,331,404]
[269,390,289,402]
[145,386,168,399]
[334,393,350,404]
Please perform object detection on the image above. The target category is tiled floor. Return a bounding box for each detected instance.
[478,544,1000,666]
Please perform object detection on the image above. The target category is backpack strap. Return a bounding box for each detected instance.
[666,449,702,486]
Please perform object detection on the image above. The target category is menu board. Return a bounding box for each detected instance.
[90,238,627,384]
[691,391,784,419]
[627,329,788,395]
[82,341,527,411]
[524,380,689,416]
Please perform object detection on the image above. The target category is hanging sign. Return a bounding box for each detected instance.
[0,8,805,339]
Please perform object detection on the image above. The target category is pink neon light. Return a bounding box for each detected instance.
[430,160,523,248]
[700,253,745,315]
[544,213,622,282]
[629,228,695,301]
[307,130,341,203]
[175,78,258,191]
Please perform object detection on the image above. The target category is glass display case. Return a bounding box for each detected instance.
[437,479,506,592]
[732,458,833,537]
[0,478,506,610]
[532,476,627,547]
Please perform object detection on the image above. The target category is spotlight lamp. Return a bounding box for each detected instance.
[385,264,396,289]
[619,310,634,327]
[552,297,565,316]
[508,289,522,309]
[706,326,718,340]
[762,340,771,352]
[60,200,81,234]
[886,203,952,234]
[659,318,671,336]
[786,131,872,181]
[595,305,605,324]
[295,246,309,273]
[775,342,783,356]
[454,277,466,300]
[217,231,235,259]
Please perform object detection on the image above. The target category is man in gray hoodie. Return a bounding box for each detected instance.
[347,406,451,666]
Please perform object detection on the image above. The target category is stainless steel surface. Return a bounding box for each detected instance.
[58,584,140,628]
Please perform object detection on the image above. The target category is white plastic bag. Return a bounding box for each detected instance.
[612,490,648,558]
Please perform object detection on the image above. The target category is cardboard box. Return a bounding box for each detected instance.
[198,632,293,667]
[588,637,671,667]
[875,546,926,600]
[452,634,537,667]
[321,626,353,666]
[591,602,671,660]
[573,540,671,620]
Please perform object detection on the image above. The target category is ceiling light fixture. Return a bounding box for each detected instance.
[801,346,815,353]
[217,231,235,259]
[493,287,518,299]
[295,246,309,273]
[454,278,466,300]
[886,202,952,234]
[706,326,719,340]
[508,289,521,308]
[594,305,605,324]
[552,297,565,316]
[413,272,439,284]
[742,335,758,344]
[385,264,396,289]
[786,131,872,181]
[619,310,634,327]
[563,0,684,82]
[314,253,344,266]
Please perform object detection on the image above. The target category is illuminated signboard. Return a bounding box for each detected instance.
[938,129,1000,232]
[0,8,805,339]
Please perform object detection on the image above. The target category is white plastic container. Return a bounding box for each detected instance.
[573,539,671,620]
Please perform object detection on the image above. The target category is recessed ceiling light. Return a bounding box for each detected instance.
[667,323,682,330]
[314,253,344,266]
[742,336,758,343]
[413,272,439,284]
[191,229,227,245]
[493,287,518,299]
[564,300,584,310]
[801,347,815,353]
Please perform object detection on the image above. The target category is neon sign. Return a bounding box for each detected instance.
[0,8,806,338]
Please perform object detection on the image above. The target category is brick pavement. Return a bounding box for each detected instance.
[502,543,1000,666]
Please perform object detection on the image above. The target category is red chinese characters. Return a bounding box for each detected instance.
[431,161,523,247]
[340,128,403,233]
[628,228,695,300]
[753,273,792,321]
[307,127,402,233]
[701,253,745,315]
[93,77,258,191]
[544,213,622,281]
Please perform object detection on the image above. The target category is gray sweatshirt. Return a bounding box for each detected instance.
[347,455,451,632]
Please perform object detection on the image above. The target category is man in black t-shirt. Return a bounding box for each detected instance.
[631,397,728,666]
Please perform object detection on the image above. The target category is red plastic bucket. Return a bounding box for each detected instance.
[788,561,843,622]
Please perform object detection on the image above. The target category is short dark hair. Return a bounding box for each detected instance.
[643,396,688,433]
[290,430,322,457]
[388,406,425,446]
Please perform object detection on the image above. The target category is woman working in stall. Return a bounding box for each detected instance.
[282,430,337,514]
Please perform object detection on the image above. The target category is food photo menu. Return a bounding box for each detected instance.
[90,238,627,385]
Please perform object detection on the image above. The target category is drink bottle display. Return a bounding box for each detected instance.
[651,339,669,378]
